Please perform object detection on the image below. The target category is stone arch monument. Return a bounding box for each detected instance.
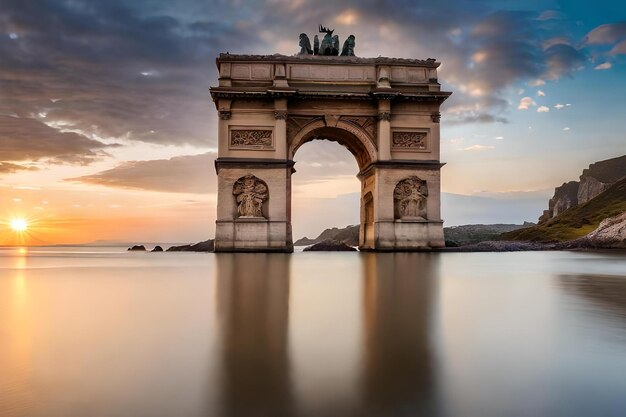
[210,33,451,252]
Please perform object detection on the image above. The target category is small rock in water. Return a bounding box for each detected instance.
[151,245,163,252]
[128,245,146,251]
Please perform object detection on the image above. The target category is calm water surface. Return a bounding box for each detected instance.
[1,247,625,417]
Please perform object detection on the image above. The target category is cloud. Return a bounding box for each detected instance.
[0,162,37,174]
[518,97,535,110]
[563,127,570,131]
[0,0,260,148]
[447,113,508,124]
[583,22,626,65]
[0,0,607,139]
[66,152,217,193]
[537,106,550,112]
[594,62,612,70]
[537,10,565,21]
[335,9,359,25]
[609,40,626,55]
[460,144,495,151]
[0,116,118,164]
[584,22,626,45]
[537,90,546,96]
[554,103,565,109]
[542,43,586,80]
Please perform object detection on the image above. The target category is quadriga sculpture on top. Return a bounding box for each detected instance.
[297,24,355,56]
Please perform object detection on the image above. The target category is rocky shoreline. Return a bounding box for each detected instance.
[127,239,214,253]
[127,211,624,253]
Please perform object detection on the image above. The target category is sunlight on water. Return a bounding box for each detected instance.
[0,247,625,417]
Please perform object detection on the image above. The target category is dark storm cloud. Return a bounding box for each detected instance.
[236,3,588,122]
[1,0,259,152]
[0,115,117,165]
[66,152,217,193]
[0,0,604,157]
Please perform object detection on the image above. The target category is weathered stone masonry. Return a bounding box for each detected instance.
[210,53,451,252]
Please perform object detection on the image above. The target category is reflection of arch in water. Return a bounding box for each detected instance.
[360,252,441,416]
[215,253,293,417]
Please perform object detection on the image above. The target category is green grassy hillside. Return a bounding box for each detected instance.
[502,177,626,242]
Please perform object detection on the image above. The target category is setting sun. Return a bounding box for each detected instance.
[10,218,28,232]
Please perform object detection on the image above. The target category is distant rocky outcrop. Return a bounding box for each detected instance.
[295,225,359,247]
[298,222,538,248]
[539,155,626,223]
[444,222,535,246]
[128,245,146,251]
[303,239,357,251]
[166,239,214,252]
[151,245,163,252]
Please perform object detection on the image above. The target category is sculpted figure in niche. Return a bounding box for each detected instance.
[393,177,428,220]
[233,174,269,218]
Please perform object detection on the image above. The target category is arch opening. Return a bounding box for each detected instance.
[290,139,361,245]
[290,125,377,171]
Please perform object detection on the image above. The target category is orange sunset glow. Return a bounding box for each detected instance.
[10,218,28,232]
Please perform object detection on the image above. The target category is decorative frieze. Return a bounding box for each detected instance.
[392,131,427,150]
[229,129,273,149]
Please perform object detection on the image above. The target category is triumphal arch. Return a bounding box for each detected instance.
[210,27,451,252]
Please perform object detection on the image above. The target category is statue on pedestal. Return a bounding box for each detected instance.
[296,25,356,57]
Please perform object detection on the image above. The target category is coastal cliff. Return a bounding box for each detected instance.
[504,177,626,243]
[539,155,626,223]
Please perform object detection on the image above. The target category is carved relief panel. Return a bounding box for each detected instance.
[391,130,428,151]
[229,128,274,150]
[393,176,428,220]
[233,174,269,218]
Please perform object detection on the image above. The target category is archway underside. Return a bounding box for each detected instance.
[290,124,377,170]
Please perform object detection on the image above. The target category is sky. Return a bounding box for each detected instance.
[1,0,625,245]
